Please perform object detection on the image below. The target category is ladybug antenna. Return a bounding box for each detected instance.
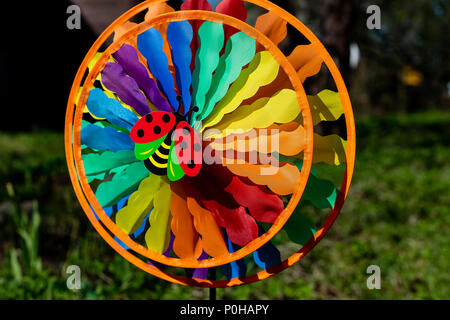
[176,96,183,115]
[185,105,200,120]
[177,95,199,119]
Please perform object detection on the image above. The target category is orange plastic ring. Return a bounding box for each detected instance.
[65,0,356,287]
[68,10,313,268]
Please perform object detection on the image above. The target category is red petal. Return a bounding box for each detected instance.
[215,0,248,41]
[182,164,240,209]
[181,0,212,10]
[225,176,284,223]
[202,200,258,246]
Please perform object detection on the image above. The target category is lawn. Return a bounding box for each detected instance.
[0,110,449,299]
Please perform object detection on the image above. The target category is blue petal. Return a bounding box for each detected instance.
[86,88,139,131]
[253,227,281,269]
[220,231,247,279]
[137,29,178,109]
[81,124,134,152]
[167,21,193,112]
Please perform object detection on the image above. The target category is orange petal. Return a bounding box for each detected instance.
[210,122,306,157]
[288,44,323,83]
[242,44,323,106]
[186,197,229,258]
[170,191,202,260]
[224,161,300,195]
[255,11,287,51]
[113,21,138,44]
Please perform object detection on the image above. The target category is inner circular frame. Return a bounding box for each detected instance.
[68,10,314,269]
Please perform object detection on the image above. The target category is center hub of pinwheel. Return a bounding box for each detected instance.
[129,96,203,181]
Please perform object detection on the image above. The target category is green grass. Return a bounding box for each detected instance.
[0,111,449,299]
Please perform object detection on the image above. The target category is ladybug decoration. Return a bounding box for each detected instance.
[130,96,202,181]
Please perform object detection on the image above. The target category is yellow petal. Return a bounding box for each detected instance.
[115,175,160,234]
[145,182,172,254]
[203,51,279,129]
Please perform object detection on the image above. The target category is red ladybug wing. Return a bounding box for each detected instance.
[130,112,176,144]
[173,121,202,177]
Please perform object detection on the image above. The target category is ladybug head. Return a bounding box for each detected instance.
[176,95,199,123]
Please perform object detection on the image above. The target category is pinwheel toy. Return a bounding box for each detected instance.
[65,0,356,289]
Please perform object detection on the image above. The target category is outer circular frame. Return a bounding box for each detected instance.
[65,0,356,287]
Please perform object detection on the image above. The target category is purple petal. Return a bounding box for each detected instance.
[147,233,175,270]
[188,251,209,280]
[113,44,172,112]
[101,62,151,116]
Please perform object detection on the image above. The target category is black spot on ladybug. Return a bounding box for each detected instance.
[153,126,161,135]
[183,127,190,135]
[180,141,188,150]
[162,114,171,123]
[193,143,201,152]
[187,160,196,169]
[145,114,153,123]
[137,129,145,138]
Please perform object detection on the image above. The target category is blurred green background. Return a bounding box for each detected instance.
[0,0,448,299]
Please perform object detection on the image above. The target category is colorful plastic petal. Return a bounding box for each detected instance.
[215,0,247,41]
[95,162,149,207]
[82,150,138,182]
[303,172,338,209]
[137,29,178,109]
[113,44,172,112]
[254,11,287,51]
[209,122,306,157]
[116,175,161,234]
[199,32,256,121]
[289,44,323,83]
[203,51,280,129]
[86,88,139,131]
[81,124,134,152]
[185,250,209,280]
[101,62,151,116]
[167,21,193,111]
[243,44,323,106]
[148,233,174,270]
[220,234,247,279]
[253,226,281,269]
[145,182,172,254]
[202,200,259,246]
[186,197,228,257]
[170,191,202,260]
[314,134,347,166]
[98,194,131,220]
[225,161,300,196]
[144,2,176,72]
[284,207,316,246]
[308,89,344,125]
[181,0,213,71]
[207,89,299,138]
[191,22,224,123]
[225,176,284,223]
